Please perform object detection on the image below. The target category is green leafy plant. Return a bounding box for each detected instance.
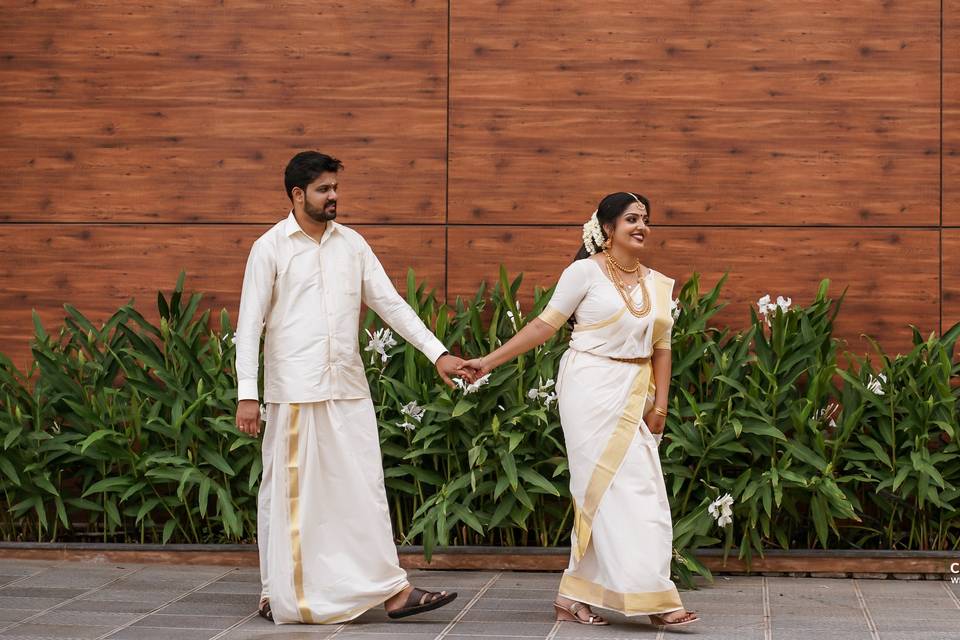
[1,269,957,589]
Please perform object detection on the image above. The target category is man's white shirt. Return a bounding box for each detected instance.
[235,212,447,403]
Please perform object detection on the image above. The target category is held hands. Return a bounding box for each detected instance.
[460,357,491,378]
[436,354,484,389]
[236,399,262,437]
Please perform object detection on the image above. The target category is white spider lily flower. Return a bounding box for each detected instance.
[454,373,491,394]
[505,301,522,331]
[708,493,734,528]
[814,401,840,428]
[867,372,887,396]
[222,332,234,345]
[527,378,557,408]
[400,400,426,423]
[670,298,681,321]
[757,293,793,326]
[398,420,417,432]
[364,327,398,365]
[543,392,558,409]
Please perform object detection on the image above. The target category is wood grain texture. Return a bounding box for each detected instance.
[0,1,447,223]
[946,0,960,227]
[0,223,445,366]
[447,226,940,354]
[449,0,939,226]
[944,230,960,330]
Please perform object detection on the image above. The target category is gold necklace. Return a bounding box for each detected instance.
[603,249,641,273]
[604,257,651,318]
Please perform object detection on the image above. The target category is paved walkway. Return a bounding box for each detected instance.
[0,559,959,639]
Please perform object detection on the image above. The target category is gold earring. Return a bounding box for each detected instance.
[603,237,612,249]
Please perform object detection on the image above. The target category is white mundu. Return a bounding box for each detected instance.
[236,212,448,624]
[537,258,686,616]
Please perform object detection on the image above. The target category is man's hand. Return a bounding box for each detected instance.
[461,357,490,377]
[436,354,481,388]
[236,399,262,437]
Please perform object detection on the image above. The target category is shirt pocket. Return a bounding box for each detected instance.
[335,261,362,297]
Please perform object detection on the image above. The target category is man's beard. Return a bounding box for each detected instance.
[305,200,336,222]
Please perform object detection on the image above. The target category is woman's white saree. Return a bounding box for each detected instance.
[538,258,684,616]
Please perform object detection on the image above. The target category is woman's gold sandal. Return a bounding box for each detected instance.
[553,600,609,625]
[649,609,699,627]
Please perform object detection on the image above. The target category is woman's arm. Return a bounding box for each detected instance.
[645,347,672,434]
[467,318,558,374]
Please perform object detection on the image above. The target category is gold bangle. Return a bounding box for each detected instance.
[654,406,668,417]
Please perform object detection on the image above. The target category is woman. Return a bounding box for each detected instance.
[464,192,698,628]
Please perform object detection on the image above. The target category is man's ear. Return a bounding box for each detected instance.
[291,186,304,203]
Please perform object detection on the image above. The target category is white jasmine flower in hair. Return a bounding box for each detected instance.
[400,400,426,423]
[708,493,734,528]
[867,372,887,396]
[454,373,491,394]
[364,327,398,365]
[581,211,605,255]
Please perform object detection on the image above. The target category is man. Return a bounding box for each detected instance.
[235,151,474,624]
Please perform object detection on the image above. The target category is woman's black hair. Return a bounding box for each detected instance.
[572,192,651,262]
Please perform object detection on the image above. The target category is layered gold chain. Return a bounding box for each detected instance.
[603,250,651,318]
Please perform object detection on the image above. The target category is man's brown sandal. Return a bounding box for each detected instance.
[649,609,699,627]
[553,600,609,625]
[258,598,273,622]
[386,587,457,619]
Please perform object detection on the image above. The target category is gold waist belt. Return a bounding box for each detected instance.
[608,355,649,364]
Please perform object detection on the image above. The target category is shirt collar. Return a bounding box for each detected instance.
[284,211,338,244]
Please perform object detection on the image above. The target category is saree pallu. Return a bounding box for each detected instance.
[258,400,409,624]
[555,349,683,615]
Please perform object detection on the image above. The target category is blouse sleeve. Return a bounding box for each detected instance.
[653,325,672,350]
[652,273,676,350]
[538,262,590,330]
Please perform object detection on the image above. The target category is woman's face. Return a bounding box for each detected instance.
[607,202,650,252]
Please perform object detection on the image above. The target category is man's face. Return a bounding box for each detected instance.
[299,172,338,223]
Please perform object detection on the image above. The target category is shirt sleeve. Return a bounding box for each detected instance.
[360,240,448,364]
[538,261,590,330]
[234,239,275,402]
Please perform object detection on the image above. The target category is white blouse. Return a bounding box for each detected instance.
[538,258,675,359]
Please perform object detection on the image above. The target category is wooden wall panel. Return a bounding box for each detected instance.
[0,224,445,366]
[946,0,960,227]
[944,231,960,330]
[448,226,940,355]
[0,2,447,223]
[449,1,939,226]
